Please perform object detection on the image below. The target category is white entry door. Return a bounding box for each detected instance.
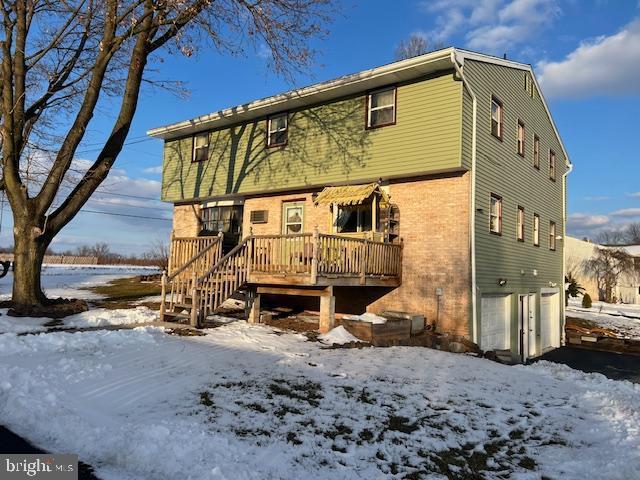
[519,294,537,361]
[480,294,511,351]
[540,292,560,351]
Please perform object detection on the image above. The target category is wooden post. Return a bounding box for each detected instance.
[311,226,319,284]
[159,270,167,321]
[190,271,199,327]
[319,285,335,333]
[247,289,261,324]
[360,239,368,285]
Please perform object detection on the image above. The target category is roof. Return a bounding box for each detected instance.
[314,183,389,206]
[147,47,569,166]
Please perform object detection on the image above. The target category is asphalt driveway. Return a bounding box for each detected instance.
[535,347,640,383]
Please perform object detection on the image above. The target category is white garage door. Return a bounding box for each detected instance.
[540,293,560,351]
[481,294,511,351]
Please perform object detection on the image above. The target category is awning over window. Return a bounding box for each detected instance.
[314,183,389,206]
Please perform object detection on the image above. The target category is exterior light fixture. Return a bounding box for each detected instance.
[498,278,508,286]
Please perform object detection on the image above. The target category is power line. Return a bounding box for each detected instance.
[79,209,171,221]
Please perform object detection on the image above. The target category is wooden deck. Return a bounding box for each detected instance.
[160,230,403,331]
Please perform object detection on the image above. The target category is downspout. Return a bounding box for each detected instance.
[451,51,479,344]
[561,161,573,346]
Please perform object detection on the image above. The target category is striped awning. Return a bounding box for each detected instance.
[314,183,389,206]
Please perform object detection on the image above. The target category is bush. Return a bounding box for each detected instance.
[582,293,592,309]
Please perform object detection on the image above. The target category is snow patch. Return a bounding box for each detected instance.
[318,325,362,345]
[342,312,387,324]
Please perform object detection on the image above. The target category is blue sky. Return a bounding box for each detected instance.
[5,0,638,254]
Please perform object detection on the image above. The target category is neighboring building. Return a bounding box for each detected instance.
[565,237,640,304]
[149,47,571,363]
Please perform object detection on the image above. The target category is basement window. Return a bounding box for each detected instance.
[367,87,396,128]
[192,133,209,162]
[267,113,288,147]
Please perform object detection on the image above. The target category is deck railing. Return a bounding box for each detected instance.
[168,234,223,276]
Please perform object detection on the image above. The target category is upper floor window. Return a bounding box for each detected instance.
[490,194,502,235]
[517,120,525,157]
[533,214,540,246]
[517,206,525,241]
[192,133,209,162]
[533,135,540,169]
[549,149,556,181]
[367,87,396,128]
[491,96,503,140]
[549,221,557,251]
[267,113,288,147]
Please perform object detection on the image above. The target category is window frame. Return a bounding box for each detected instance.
[517,120,525,157]
[549,221,557,251]
[366,86,397,130]
[549,149,556,181]
[192,133,209,163]
[533,213,540,247]
[517,206,525,242]
[489,193,503,236]
[533,134,540,169]
[266,112,289,148]
[490,95,503,141]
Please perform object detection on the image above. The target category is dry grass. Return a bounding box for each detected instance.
[85,275,161,310]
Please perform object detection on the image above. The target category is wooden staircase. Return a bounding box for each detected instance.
[160,235,252,326]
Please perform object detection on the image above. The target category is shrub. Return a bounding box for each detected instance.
[582,293,592,309]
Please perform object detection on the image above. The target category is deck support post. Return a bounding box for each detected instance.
[319,285,335,333]
[247,289,261,324]
[159,270,167,321]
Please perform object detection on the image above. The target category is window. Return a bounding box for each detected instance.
[549,150,556,181]
[517,206,525,241]
[192,133,209,162]
[201,205,243,236]
[490,194,503,235]
[533,214,540,246]
[267,113,288,147]
[533,135,540,169]
[367,87,396,128]
[517,120,525,157]
[283,202,304,234]
[336,204,375,233]
[549,221,557,251]
[491,96,503,140]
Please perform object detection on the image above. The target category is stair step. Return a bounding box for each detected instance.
[173,303,193,310]
[162,311,191,321]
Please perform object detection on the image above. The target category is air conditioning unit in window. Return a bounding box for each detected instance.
[250,210,268,224]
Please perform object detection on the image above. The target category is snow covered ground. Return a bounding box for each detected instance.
[0,264,160,301]
[567,298,640,339]
[1,321,639,479]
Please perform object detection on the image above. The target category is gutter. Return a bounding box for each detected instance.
[561,161,573,346]
[451,51,479,344]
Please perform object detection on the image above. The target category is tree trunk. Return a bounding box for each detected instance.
[11,221,49,308]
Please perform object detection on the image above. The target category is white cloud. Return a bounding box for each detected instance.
[423,0,561,54]
[583,195,611,201]
[143,165,163,174]
[629,192,640,198]
[611,208,640,218]
[537,19,640,98]
[568,212,611,229]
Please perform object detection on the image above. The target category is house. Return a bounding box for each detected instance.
[148,47,571,363]
[566,237,640,304]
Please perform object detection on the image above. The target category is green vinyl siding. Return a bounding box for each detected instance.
[465,60,567,357]
[161,70,464,202]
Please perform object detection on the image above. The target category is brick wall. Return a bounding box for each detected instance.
[173,204,200,237]
[368,172,472,337]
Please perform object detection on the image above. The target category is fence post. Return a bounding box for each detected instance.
[311,226,319,284]
[159,270,167,321]
[190,271,199,328]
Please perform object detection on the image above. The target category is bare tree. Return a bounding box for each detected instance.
[395,33,443,60]
[624,223,640,244]
[144,237,169,270]
[585,247,638,303]
[1,0,334,313]
[597,229,626,246]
